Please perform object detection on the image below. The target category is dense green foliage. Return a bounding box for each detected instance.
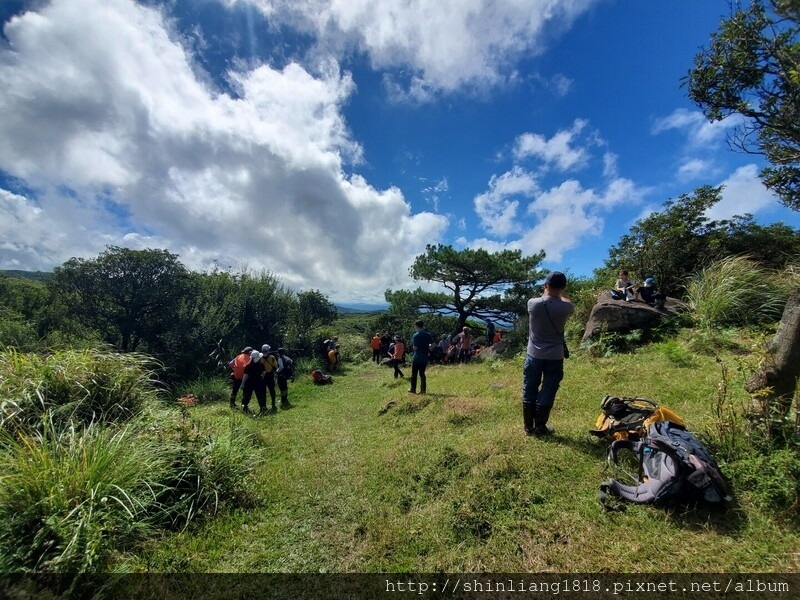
[0,348,258,584]
[599,186,800,295]
[687,0,800,211]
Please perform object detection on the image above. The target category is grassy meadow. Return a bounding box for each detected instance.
[127,336,799,573]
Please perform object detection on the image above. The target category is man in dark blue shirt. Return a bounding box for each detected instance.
[409,320,434,395]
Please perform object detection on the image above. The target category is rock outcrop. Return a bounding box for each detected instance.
[581,293,688,343]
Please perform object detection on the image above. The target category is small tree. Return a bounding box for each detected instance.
[391,244,546,335]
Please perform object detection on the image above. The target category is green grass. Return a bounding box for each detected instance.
[129,348,799,573]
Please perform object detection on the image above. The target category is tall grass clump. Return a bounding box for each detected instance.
[685,255,788,330]
[0,348,162,433]
[0,419,174,574]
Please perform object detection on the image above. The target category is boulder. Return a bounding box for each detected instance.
[581,293,688,343]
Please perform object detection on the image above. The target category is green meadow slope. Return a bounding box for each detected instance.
[135,344,799,573]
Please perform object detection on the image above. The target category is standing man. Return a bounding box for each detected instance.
[409,320,434,395]
[485,320,496,347]
[391,335,405,379]
[260,344,280,414]
[228,346,252,408]
[454,327,473,363]
[275,347,293,408]
[523,271,574,437]
[371,333,382,364]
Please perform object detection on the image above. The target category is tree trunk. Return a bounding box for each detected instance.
[745,289,800,418]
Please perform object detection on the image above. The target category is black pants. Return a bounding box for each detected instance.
[392,359,404,378]
[373,349,382,363]
[242,382,266,410]
[410,361,428,393]
[264,373,276,408]
[230,377,243,404]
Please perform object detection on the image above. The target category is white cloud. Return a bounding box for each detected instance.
[677,158,714,181]
[0,0,448,303]
[473,167,538,237]
[513,119,592,172]
[652,108,742,149]
[243,0,599,97]
[706,164,776,221]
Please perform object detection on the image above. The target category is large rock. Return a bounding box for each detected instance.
[581,293,688,343]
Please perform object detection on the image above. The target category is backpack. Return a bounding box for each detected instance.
[589,395,685,441]
[311,369,333,385]
[608,289,625,300]
[281,356,294,380]
[599,420,732,510]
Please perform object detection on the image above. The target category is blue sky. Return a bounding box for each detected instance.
[1,0,798,305]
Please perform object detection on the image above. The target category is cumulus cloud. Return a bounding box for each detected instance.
[242,0,599,97]
[473,167,539,237]
[0,0,448,303]
[706,164,776,221]
[513,119,592,172]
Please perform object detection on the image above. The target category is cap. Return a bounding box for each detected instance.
[242,346,253,354]
[250,350,261,361]
[261,344,271,353]
[645,277,655,285]
[545,271,567,289]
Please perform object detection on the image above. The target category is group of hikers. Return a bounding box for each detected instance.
[370,324,502,369]
[228,344,295,415]
[610,270,667,308]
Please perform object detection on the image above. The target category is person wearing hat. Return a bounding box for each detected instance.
[228,346,253,408]
[390,335,405,379]
[522,271,575,437]
[637,277,666,309]
[259,344,280,413]
[241,350,265,414]
[453,326,473,363]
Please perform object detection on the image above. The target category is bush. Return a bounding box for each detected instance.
[0,420,172,574]
[176,376,231,405]
[685,255,788,329]
[0,348,162,433]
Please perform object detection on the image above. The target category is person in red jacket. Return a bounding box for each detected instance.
[228,346,253,408]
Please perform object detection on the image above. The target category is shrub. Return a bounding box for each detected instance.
[0,419,172,574]
[176,376,230,405]
[685,255,788,330]
[0,348,162,433]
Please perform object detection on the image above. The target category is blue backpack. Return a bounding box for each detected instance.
[599,420,732,509]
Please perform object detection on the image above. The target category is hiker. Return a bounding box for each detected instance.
[523,271,574,437]
[454,327,473,363]
[612,270,637,301]
[260,344,280,413]
[327,336,340,371]
[391,335,405,379]
[409,320,434,394]
[485,319,495,346]
[380,330,392,359]
[241,350,265,414]
[276,347,293,408]
[228,346,252,408]
[637,277,667,309]
[370,333,382,364]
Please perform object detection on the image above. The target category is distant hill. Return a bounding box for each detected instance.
[1,269,53,282]
[336,304,387,314]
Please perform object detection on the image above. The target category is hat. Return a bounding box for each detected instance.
[545,271,567,288]
[277,347,285,354]
[250,350,261,361]
[644,278,655,286]
[242,346,253,354]
[261,344,271,353]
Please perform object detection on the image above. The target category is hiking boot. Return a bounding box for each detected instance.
[242,405,251,414]
[523,404,535,436]
[408,389,416,394]
[532,424,555,436]
[230,401,236,409]
[280,400,291,409]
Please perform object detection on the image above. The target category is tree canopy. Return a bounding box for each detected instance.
[49,246,193,352]
[686,0,800,210]
[600,185,800,294]
[388,244,546,334]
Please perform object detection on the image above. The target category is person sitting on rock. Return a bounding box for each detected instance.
[614,270,637,301]
[637,277,667,309]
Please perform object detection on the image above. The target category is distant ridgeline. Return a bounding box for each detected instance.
[1,269,53,282]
